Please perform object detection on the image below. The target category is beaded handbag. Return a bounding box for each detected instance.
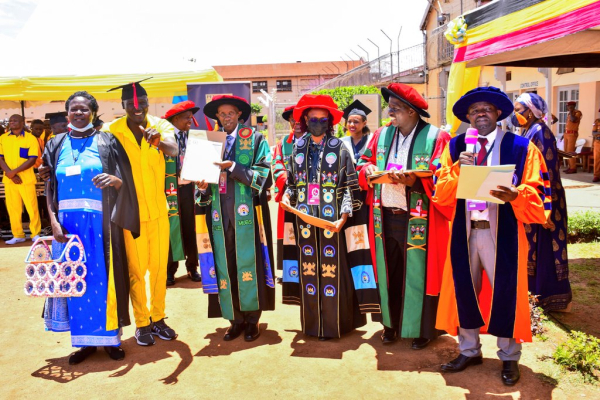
[23,235,87,297]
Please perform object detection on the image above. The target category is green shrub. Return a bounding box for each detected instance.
[567,211,600,243]
[553,331,600,382]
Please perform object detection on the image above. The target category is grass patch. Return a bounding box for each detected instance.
[553,331,600,383]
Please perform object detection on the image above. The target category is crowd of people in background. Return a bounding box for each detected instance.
[0,79,586,387]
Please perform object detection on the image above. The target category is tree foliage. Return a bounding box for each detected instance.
[311,85,388,112]
[250,102,263,115]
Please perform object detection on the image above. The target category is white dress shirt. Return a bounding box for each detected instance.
[381,124,417,210]
[470,127,499,221]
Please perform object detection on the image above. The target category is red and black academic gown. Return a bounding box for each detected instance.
[356,120,452,339]
[434,130,550,342]
[282,135,380,338]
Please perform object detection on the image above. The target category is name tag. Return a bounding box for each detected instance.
[218,171,227,194]
[65,165,81,176]
[467,200,487,211]
[386,162,403,172]
[307,183,320,205]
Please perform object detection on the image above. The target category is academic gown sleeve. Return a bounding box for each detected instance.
[272,142,287,202]
[229,133,272,193]
[432,144,460,209]
[511,142,550,225]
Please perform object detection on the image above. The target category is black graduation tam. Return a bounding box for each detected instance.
[93,114,104,127]
[45,111,68,124]
[343,100,372,121]
[107,77,152,103]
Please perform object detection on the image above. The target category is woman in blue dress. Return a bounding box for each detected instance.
[513,93,572,311]
[43,91,140,364]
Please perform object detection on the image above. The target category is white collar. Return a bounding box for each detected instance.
[478,127,499,142]
[226,124,239,139]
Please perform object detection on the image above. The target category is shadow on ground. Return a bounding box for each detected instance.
[286,329,366,359]
[195,323,282,357]
[31,337,193,385]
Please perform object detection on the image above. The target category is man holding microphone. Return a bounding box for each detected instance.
[434,86,551,386]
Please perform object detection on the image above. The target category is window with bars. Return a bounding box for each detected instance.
[276,80,292,92]
[252,81,267,93]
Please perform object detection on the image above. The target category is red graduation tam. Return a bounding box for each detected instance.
[293,94,344,125]
[381,83,430,118]
[162,100,200,126]
[567,101,577,106]
[203,94,251,122]
[282,105,296,122]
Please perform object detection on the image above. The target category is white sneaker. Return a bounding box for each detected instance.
[31,235,40,242]
[5,237,26,245]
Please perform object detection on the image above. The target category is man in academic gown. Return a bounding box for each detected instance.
[162,100,202,285]
[281,94,379,340]
[434,86,550,386]
[196,95,275,342]
[356,83,452,349]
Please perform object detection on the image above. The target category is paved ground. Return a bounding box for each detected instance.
[1,175,599,399]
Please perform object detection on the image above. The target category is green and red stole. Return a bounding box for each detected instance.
[370,123,440,336]
[196,125,273,321]
[165,154,184,261]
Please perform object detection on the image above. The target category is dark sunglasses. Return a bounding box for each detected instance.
[308,117,329,124]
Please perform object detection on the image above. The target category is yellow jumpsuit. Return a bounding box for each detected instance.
[102,115,174,327]
[0,131,41,239]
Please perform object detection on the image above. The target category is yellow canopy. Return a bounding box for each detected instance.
[0,69,222,101]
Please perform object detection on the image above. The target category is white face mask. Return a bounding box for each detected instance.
[68,122,94,132]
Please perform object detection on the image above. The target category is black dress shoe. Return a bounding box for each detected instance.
[411,337,431,350]
[104,346,125,361]
[441,354,483,372]
[68,346,97,365]
[380,327,398,345]
[501,361,520,386]
[187,270,202,282]
[318,336,332,341]
[244,323,260,342]
[166,273,176,286]
[223,323,245,341]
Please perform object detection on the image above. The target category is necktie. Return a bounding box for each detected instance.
[225,135,235,160]
[477,137,488,166]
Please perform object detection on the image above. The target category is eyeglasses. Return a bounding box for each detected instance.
[217,112,239,119]
[387,106,404,114]
[308,117,329,124]
[467,106,497,116]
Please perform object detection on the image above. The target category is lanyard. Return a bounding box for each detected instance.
[394,128,412,159]
[70,133,93,165]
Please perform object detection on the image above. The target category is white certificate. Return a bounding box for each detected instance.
[456,164,515,204]
[180,130,223,184]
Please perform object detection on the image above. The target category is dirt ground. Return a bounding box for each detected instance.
[1,202,599,400]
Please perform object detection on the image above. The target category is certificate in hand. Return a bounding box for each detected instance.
[368,169,433,184]
[456,164,515,204]
[180,130,223,184]
[280,202,340,232]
